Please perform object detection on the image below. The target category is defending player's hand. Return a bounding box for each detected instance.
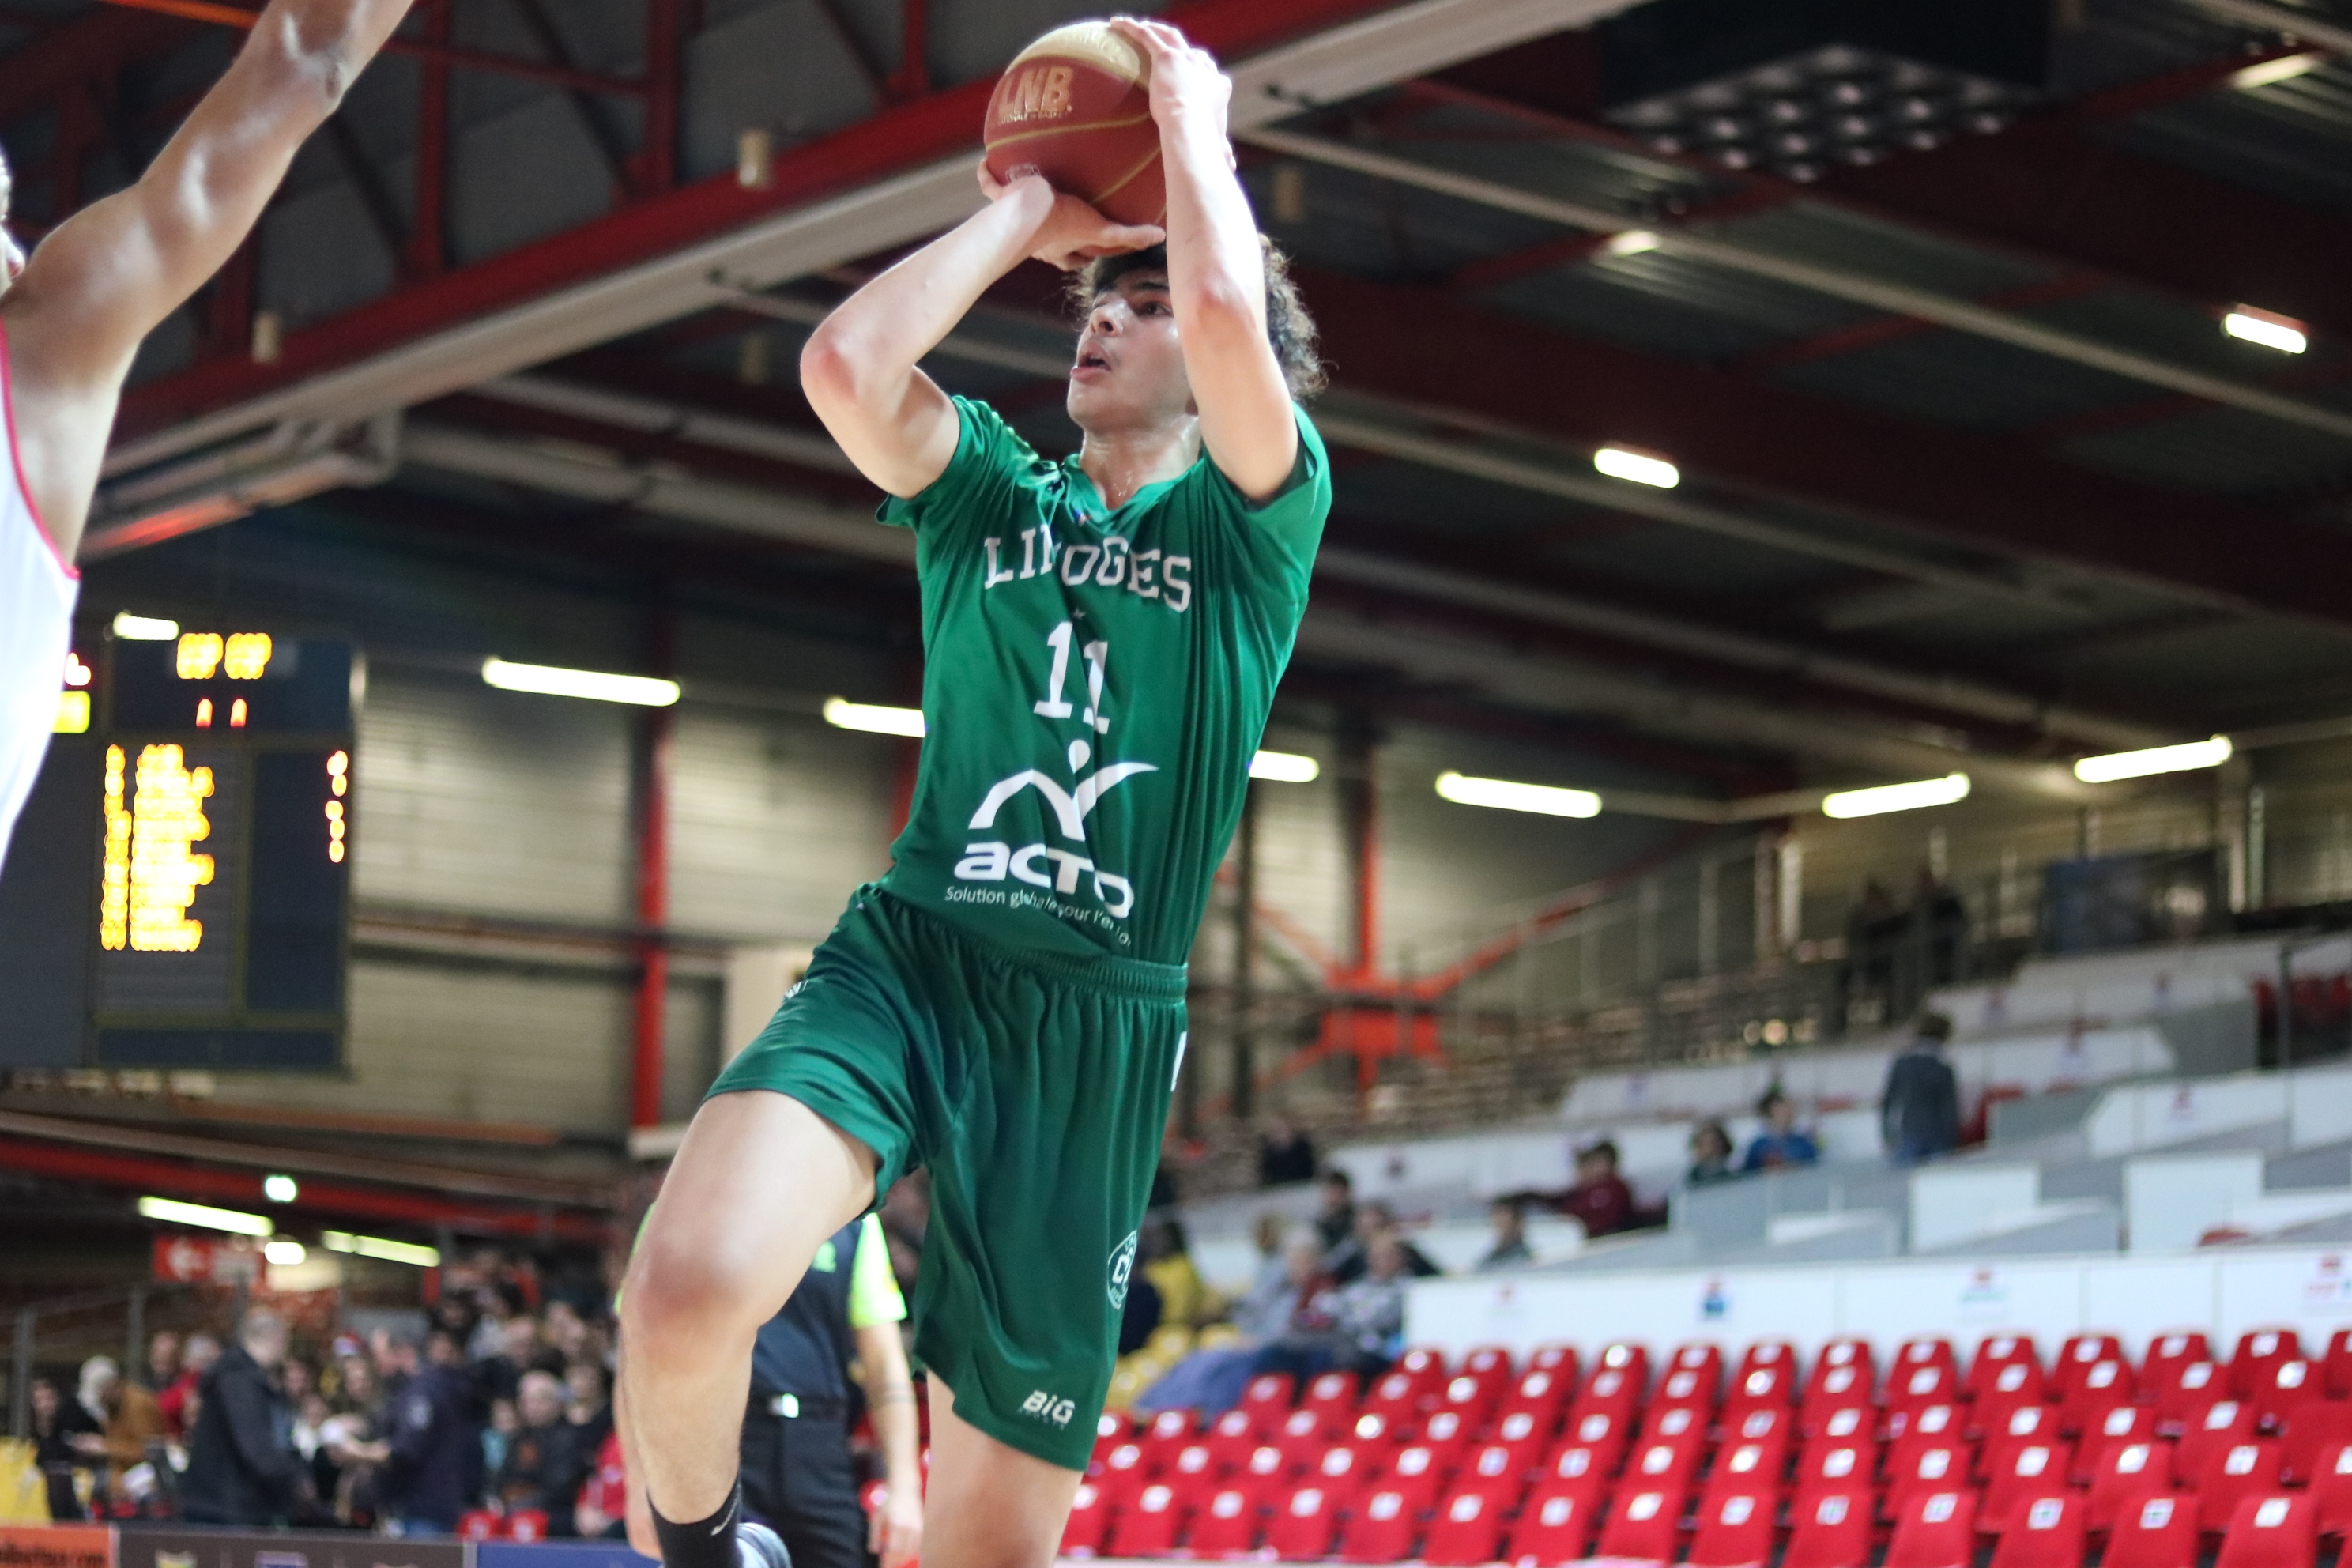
[870,1477,924,1568]
[977,165,1164,272]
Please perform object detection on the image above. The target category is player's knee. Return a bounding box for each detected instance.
[620,1224,776,1345]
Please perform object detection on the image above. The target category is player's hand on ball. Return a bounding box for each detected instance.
[871,1482,923,1568]
[1109,16,1232,142]
[979,165,1165,270]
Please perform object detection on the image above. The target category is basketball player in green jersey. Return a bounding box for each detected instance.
[617,17,1330,1568]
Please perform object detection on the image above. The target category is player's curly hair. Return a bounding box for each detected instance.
[1072,237,1328,401]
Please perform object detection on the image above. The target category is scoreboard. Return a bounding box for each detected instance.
[0,631,356,1071]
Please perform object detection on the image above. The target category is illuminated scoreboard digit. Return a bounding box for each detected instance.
[0,631,358,1071]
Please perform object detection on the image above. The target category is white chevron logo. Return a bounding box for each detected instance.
[967,763,1157,841]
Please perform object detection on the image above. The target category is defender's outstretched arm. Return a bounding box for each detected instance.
[1111,17,1299,501]
[801,176,1161,500]
[6,0,416,557]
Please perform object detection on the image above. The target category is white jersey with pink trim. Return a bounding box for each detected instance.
[0,332,76,875]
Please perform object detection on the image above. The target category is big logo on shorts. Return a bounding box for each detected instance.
[1107,1230,1139,1310]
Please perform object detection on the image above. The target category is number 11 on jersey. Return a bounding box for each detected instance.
[1033,621,1110,735]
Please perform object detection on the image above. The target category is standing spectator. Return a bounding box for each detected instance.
[1742,1089,1821,1172]
[371,1327,479,1535]
[494,1371,589,1535]
[1476,1200,1532,1272]
[29,1377,100,1521]
[141,1331,181,1393]
[477,1314,547,1408]
[1883,1012,1961,1164]
[1311,1168,1356,1252]
[77,1357,164,1495]
[565,1363,613,1456]
[156,1332,219,1440]
[318,1351,386,1528]
[1687,1121,1737,1185]
[180,1310,310,1525]
[1256,1114,1318,1187]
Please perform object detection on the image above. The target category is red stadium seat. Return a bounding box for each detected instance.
[1809,1400,1876,1447]
[457,1510,502,1543]
[1376,1442,1451,1517]
[1888,1404,1962,1465]
[1797,1438,1875,1501]
[2214,1494,2319,1568]
[1989,1494,2086,1568]
[2325,1330,2352,1400]
[2285,1406,2352,1483]
[1555,1407,1630,1472]
[1205,1406,1261,1472]
[1488,1409,1552,1474]
[1807,1339,1877,1403]
[2232,1332,2305,1400]
[1311,1440,1377,1504]
[1242,1371,1298,1424]
[1273,1405,1340,1473]
[1656,1363,1718,1415]
[1303,1370,1361,1423]
[1364,1368,1428,1429]
[1505,1479,1604,1566]
[1574,1365,1643,1425]
[1783,1488,1875,1568]
[1337,1487,1420,1565]
[1242,1442,1293,1489]
[2085,1402,2158,1455]
[1464,1344,1515,1381]
[1706,1438,1790,1506]
[2252,1360,2322,1433]
[1496,1368,1572,1430]
[1108,1481,1186,1557]
[2157,1363,2227,1434]
[2198,1440,2284,1532]
[1968,1336,2041,1400]
[1980,1441,2074,1533]
[1167,1442,1222,1492]
[1096,1441,1152,1509]
[1266,1483,1342,1561]
[1630,1434,1706,1490]
[1541,1441,1610,1492]
[1886,1441,1971,1520]
[1738,1340,1797,1379]
[1185,1481,1264,1559]
[1061,1480,1112,1557]
[2060,1359,2134,1436]
[2180,1400,2258,1479]
[1347,1410,1400,1450]
[1459,1441,1532,1510]
[1884,1489,1977,1568]
[1897,1338,1958,1377]
[1395,1347,1449,1390]
[2310,1443,2352,1537]
[1528,1344,1580,1382]
[1437,1371,1506,1430]
[2106,1494,2199,1568]
[1419,1488,1508,1566]
[1640,1402,1708,1447]
[1975,1360,2049,1430]
[1728,1405,1794,1448]
[2058,1336,2125,1392]
[1984,1404,2062,1475]
[1888,1363,1960,1418]
[1596,1482,1687,1563]
[1595,1340,1652,1387]
[2146,1333,2214,1388]
[1688,1487,1780,1568]
[2086,1439,2176,1534]
[1419,1408,1475,1464]
[1726,1361,1796,1415]
[1140,1406,1198,1470]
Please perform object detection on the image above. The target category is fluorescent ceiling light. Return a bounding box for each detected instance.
[2075,735,2232,784]
[1821,773,1971,820]
[322,1231,443,1268]
[1436,770,1601,819]
[1606,230,1661,257]
[137,1196,273,1237]
[262,1239,307,1267]
[1594,446,1680,489]
[262,1174,298,1203]
[482,658,680,707]
[2231,51,2323,89]
[113,612,179,641]
[823,697,925,737]
[2224,309,2307,355]
[1250,750,1319,783]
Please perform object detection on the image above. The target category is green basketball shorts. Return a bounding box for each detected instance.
[709,884,1186,1471]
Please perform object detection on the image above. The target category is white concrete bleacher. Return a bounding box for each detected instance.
[1928,931,2351,1042]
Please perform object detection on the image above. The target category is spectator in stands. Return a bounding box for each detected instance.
[1687,1121,1736,1185]
[1325,1199,1440,1283]
[1141,1218,1219,1331]
[1257,1114,1319,1186]
[1329,1233,1412,1376]
[477,1313,548,1408]
[156,1332,219,1440]
[77,1355,164,1496]
[1133,1235,1324,1415]
[1312,1167,1357,1252]
[181,1309,311,1526]
[371,1325,481,1535]
[141,1330,181,1393]
[1882,1012,1961,1164]
[1558,1140,1643,1237]
[1742,1088,1820,1171]
[29,1376,100,1521]
[565,1361,613,1456]
[1476,1199,1532,1271]
[318,1351,386,1528]
[494,1370,590,1535]
[1117,1257,1165,1356]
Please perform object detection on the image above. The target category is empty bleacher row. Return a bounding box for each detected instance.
[1066,1329,2352,1565]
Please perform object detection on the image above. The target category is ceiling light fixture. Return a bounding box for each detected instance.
[2224,307,2308,355]
[262,1239,307,1267]
[112,612,179,641]
[2074,735,2232,784]
[1594,446,1681,489]
[1606,230,1662,257]
[2230,51,2324,90]
[322,1231,443,1268]
[136,1196,273,1236]
[482,658,680,707]
[1250,750,1319,783]
[1821,773,1971,819]
[1436,770,1602,819]
[822,697,925,737]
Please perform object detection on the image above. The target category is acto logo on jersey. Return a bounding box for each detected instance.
[954,737,1152,917]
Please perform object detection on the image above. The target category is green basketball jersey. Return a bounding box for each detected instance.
[875,397,1330,966]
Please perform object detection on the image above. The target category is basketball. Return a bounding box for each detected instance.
[982,21,1167,228]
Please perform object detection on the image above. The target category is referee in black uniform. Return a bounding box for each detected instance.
[626,1213,922,1568]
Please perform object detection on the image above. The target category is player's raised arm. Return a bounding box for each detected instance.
[1109,17,1298,502]
[801,173,1160,499]
[2,0,415,558]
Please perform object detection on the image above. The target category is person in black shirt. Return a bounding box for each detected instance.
[1256,1115,1318,1187]
[1883,1012,1962,1164]
[361,1327,478,1536]
[180,1310,310,1526]
[1311,1169,1356,1253]
[495,1371,589,1534]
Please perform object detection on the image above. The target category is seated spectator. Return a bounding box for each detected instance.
[141,1331,180,1394]
[1257,1114,1319,1187]
[77,1356,164,1496]
[565,1363,612,1455]
[1133,1236,1323,1415]
[1140,1218,1218,1332]
[494,1370,588,1535]
[1311,1167,1356,1252]
[156,1332,218,1440]
[1329,1234,1413,1375]
[1117,1262,1164,1357]
[181,1310,311,1526]
[1555,1140,1647,1238]
[1325,1200,1440,1284]
[477,1313,551,1408]
[1476,1199,1532,1272]
[1742,1088,1820,1172]
[1687,1121,1737,1185]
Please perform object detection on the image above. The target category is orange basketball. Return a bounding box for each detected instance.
[982,21,1166,228]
